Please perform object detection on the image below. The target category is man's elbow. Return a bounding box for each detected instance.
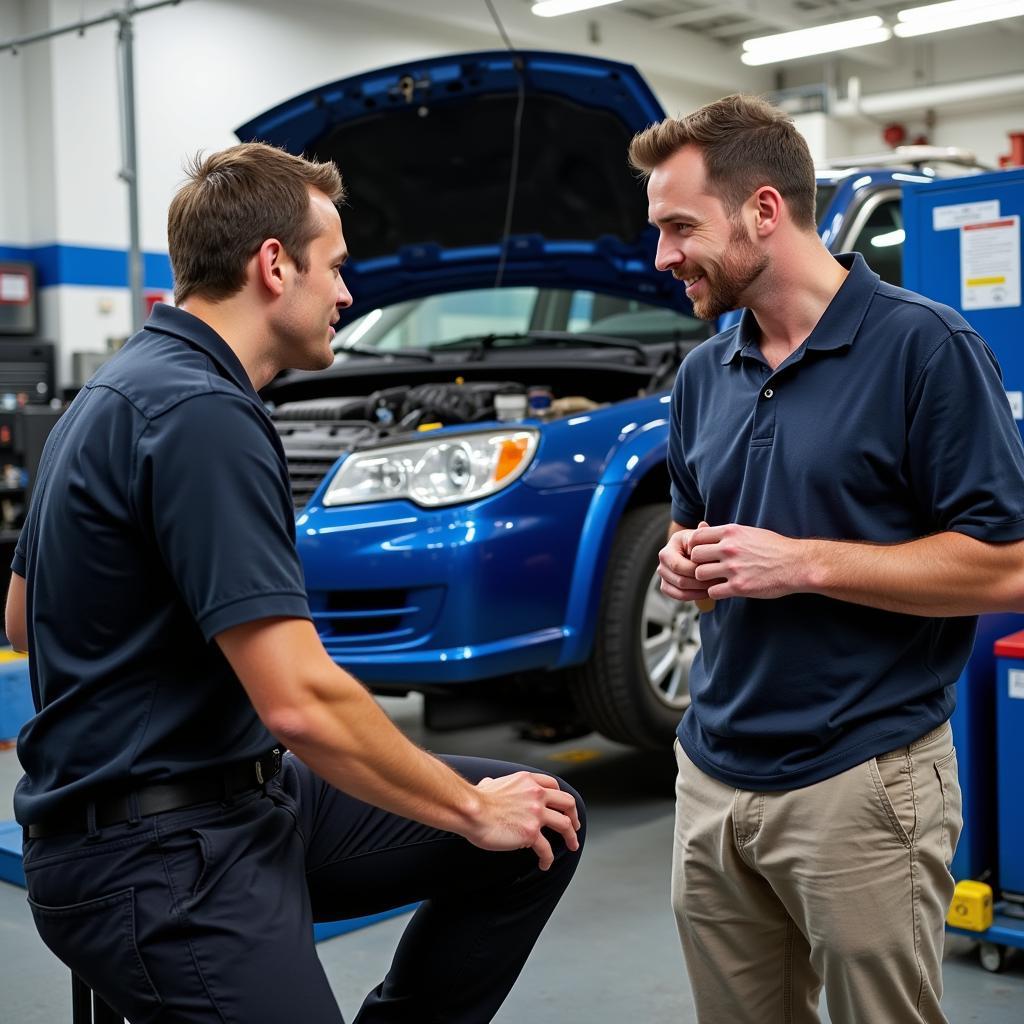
[257,666,369,758]
[1003,546,1024,612]
[5,615,28,654]
[256,668,355,751]
[992,583,1024,614]
[5,573,28,652]
[976,539,1024,614]
[262,704,316,749]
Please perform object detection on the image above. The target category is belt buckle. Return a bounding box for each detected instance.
[255,747,282,786]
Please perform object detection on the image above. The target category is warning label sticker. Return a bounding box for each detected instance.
[1010,669,1024,700]
[933,199,999,231]
[961,216,1021,311]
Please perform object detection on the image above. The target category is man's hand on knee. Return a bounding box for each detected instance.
[466,772,582,870]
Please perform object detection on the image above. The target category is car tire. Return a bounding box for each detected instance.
[569,503,699,751]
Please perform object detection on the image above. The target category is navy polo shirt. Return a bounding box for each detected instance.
[12,305,311,824]
[670,253,1024,790]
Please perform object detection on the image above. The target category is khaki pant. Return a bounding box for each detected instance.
[672,723,962,1024]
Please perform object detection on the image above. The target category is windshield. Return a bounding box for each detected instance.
[335,287,709,355]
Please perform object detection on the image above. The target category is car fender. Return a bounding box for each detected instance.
[555,409,671,667]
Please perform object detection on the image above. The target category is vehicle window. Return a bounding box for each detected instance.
[364,288,539,350]
[577,290,708,342]
[568,290,594,331]
[848,199,903,287]
[335,286,708,353]
[815,184,837,225]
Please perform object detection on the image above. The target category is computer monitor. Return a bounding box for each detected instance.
[0,340,56,407]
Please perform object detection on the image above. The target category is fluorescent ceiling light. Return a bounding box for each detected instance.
[741,16,891,65]
[531,0,623,16]
[894,0,1024,37]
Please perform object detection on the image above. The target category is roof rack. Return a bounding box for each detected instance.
[823,146,988,171]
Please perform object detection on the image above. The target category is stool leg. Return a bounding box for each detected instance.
[70,972,123,1023]
[92,992,122,1024]
[71,973,92,1023]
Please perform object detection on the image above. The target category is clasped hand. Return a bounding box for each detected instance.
[657,521,799,603]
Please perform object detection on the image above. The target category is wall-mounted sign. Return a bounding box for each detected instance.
[0,270,31,305]
[961,217,1021,311]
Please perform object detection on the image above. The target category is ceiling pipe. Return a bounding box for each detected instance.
[833,72,1024,119]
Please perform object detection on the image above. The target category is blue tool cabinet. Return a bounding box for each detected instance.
[903,168,1024,443]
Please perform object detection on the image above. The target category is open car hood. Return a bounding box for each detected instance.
[236,50,681,322]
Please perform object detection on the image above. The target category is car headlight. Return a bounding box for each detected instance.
[322,428,540,508]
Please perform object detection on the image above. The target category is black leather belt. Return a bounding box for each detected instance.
[25,748,283,839]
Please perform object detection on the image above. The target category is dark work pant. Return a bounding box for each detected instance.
[21,754,586,1023]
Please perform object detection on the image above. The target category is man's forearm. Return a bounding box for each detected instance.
[800,531,1024,616]
[219,618,580,868]
[216,618,485,834]
[688,523,1024,616]
[268,668,486,835]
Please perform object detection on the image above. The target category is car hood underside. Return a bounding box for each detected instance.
[236,51,679,318]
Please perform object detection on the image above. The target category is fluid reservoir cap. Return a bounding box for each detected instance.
[527,386,553,412]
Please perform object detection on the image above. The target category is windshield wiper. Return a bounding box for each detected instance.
[431,330,649,363]
[339,344,434,363]
[428,331,528,352]
[539,331,648,360]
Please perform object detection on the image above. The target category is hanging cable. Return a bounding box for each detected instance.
[484,0,525,288]
[484,0,515,50]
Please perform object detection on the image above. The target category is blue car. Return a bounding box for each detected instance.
[241,52,976,749]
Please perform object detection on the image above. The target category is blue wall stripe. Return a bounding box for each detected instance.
[0,243,173,291]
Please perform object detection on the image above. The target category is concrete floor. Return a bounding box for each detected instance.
[1,695,1022,1022]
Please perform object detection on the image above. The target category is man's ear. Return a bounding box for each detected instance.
[255,238,288,296]
[751,186,783,237]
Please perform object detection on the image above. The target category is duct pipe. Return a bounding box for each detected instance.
[834,73,1024,119]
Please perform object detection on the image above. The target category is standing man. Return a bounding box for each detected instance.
[629,96,1024,1023]
[6,142,584,1024]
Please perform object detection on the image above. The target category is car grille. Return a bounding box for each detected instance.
[273,415,378,509]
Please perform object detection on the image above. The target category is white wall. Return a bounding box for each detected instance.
[780,24,1024,165]
[0,0,56,246]
[792,112,854,165]
[846,106,1023,169]
[0,1,26,244]
[22,0,59,245]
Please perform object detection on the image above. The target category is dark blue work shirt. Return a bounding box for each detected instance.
[669,253,1024,790]
[12,305,311,824]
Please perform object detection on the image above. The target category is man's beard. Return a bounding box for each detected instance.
[681,221,769,321]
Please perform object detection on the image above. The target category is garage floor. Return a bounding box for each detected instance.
[1,695,1022,1022]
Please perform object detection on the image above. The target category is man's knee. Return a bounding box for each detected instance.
[558,777,587,844]
[542,776,586,869]
[670,872,686,924]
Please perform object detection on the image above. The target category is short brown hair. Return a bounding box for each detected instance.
[628,95,817,230]
[167,142,346,304]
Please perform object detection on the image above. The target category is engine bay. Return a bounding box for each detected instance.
[271,379,613,507]
[272,378,607,434]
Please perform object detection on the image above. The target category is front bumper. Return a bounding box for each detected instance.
[297,483,595,685]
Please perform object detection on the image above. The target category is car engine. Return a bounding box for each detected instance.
[271,380,600,508]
